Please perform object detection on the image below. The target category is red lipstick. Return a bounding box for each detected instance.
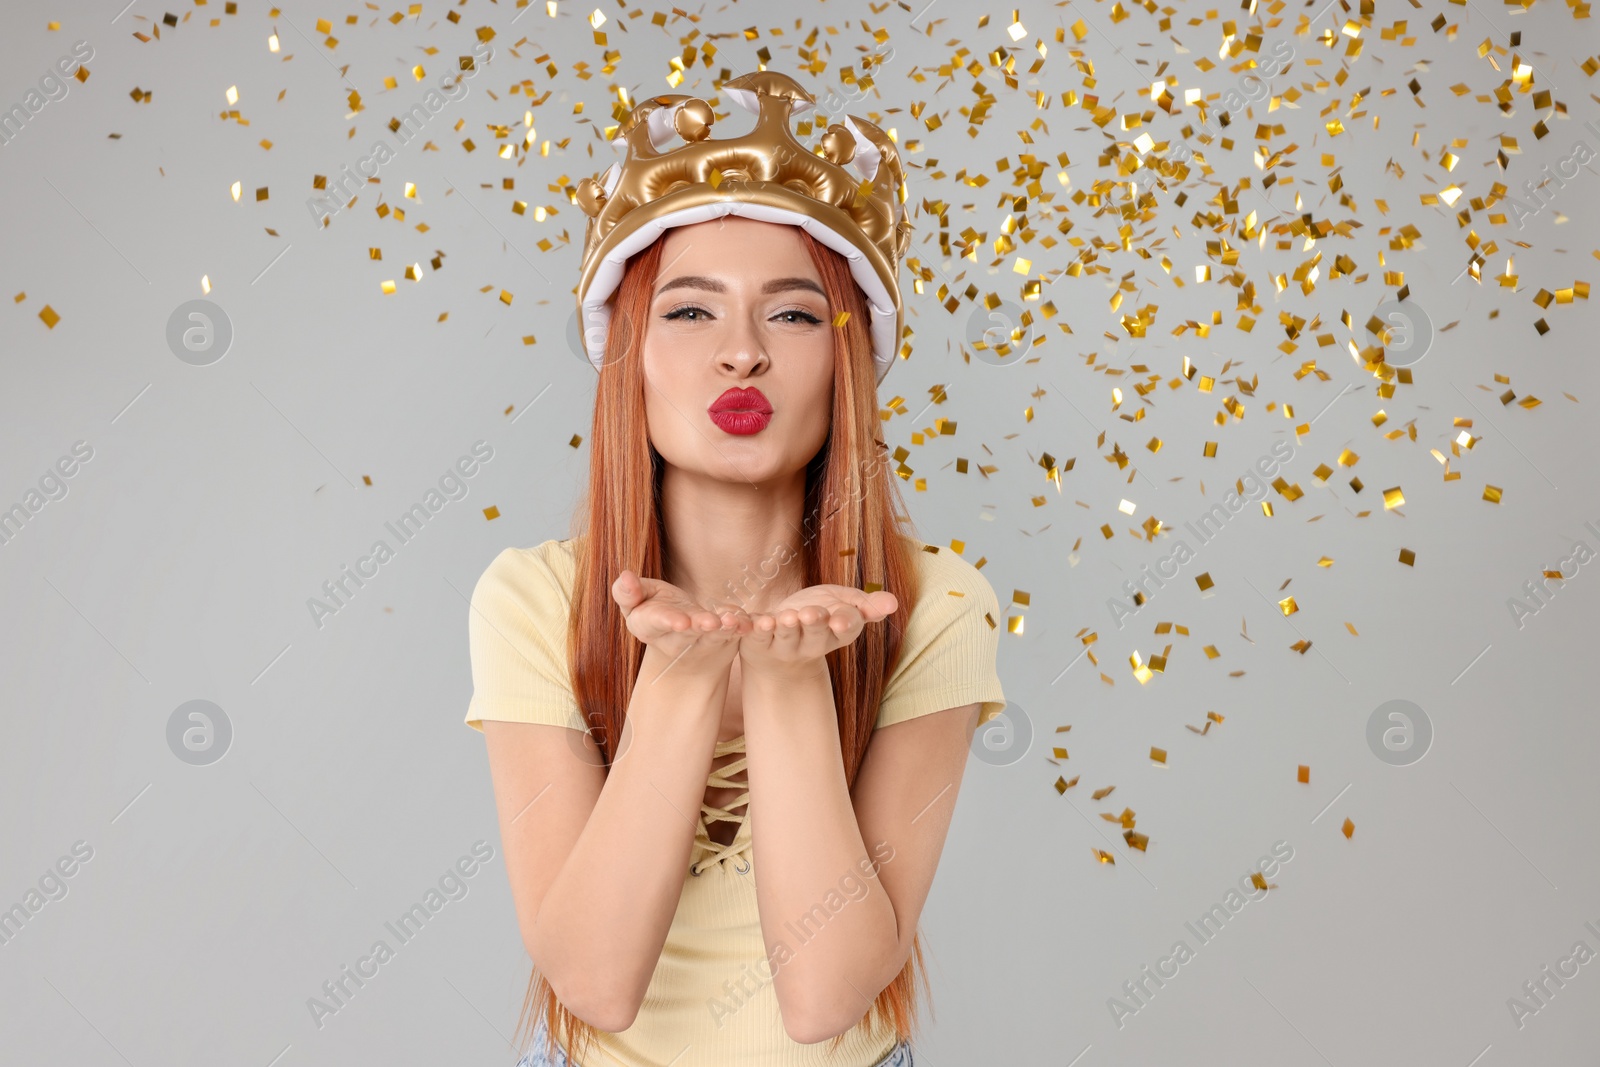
[708,387,772,435]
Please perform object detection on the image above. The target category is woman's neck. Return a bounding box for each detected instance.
[658,465,809,614]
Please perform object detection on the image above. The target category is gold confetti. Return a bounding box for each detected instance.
[483,505,500,520]
[184,10,1589,866]
[1297,765,1310,784]
[1341,818,1355,840]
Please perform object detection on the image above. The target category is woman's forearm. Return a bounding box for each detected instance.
[533,644,727,1029]
[741,662,902,1042]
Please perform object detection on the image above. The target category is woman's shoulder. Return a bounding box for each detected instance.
[895,534,1000,612]
[472,538,579,616]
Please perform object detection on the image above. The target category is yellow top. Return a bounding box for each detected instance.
[465,536,1006,1066]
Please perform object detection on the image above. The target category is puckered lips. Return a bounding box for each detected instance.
[708,387,773,436]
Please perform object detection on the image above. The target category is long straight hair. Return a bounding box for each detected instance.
[514,227,929,1062]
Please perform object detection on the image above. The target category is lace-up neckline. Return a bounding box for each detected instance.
[689,735,752,875]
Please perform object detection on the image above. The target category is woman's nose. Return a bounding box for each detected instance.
[717,314,769,375]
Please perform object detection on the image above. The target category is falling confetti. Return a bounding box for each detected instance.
[65,0,1588,876]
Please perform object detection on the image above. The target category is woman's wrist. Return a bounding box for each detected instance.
[638,639,727,682]
[738,653,830,690]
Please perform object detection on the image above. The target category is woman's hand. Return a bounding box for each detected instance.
[739,585,899,679]
[611,570,752,673]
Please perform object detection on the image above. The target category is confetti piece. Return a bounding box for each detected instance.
[1297,765,1310,784]
[483,505,500,520]
[1342,818,1355,839]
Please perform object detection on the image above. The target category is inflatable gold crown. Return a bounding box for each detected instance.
[572,70,911,384]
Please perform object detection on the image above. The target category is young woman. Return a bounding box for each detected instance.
[464,72,1006,1067]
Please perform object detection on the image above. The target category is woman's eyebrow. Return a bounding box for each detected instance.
[655,275,825,297]
[761,277,826,296]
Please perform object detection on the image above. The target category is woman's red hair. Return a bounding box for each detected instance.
[514,227,930,1063]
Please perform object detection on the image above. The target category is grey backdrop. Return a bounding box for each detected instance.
[3,0,1599,1064]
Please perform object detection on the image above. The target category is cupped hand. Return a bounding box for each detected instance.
[611,569,752,669]
[739,584,899,676]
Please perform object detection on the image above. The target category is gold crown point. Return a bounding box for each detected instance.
[575,175,607,217]
[820,124,856,166]
[673,98,714,142]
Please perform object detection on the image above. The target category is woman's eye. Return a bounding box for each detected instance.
[663,305,710,322]
[774,309,823,325]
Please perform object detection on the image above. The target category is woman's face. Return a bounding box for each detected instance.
[639,217,836,487]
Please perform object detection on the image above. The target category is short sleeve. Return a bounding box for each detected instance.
[464,544,587,733]
[875,548,1007,730]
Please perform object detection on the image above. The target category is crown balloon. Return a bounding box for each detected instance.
[572,70,912,383]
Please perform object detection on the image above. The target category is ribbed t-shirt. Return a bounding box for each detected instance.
[464,535,1006,1066]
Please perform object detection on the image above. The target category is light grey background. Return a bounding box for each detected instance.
[2,1,1598,1065]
